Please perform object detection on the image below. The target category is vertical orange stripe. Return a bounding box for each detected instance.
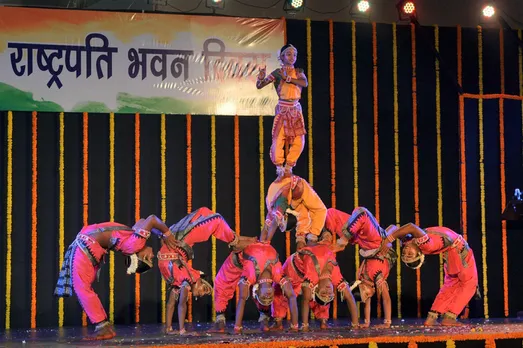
[82,112,88,326]
[31,111,38,329]
[411,22,421,318]
[186,114,193,322]
[499,28,509,317]
[234,115,240,304]
[457,26,467,241]
[328,19,337,318]
[372,21,382,318]
[135,113,141,323]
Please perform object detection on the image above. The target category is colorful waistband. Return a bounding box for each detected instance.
[277,100,300,107]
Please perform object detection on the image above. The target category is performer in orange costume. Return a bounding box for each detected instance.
[212,241,299,333]
[55,215,176,340]
[264,175,327,250]
[157,207,255,335]
[379,223,478,326]
[271,237,359,331]
[256,43,308,177]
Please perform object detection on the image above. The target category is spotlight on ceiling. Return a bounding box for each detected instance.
[482,4,496,18]
[350,0,371,20]
[206,0,225,10]
[396,0,416,21]
[283,0,305,14]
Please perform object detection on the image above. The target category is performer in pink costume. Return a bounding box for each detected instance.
[326,207,387,254]
[55,215,176,340]
[380,223,478,326]
[212,241,299,333]
[271,239,359,331]
[158,207,256,335]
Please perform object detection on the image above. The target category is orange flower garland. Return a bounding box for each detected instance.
[135,113,141,323]
[82,112,89,326]
[328,19,337,317]
[186,113,193,322]
[234,115,240,302]
[5,111,13,330]
[140,331,523,348]
[457,26,468,242]
[31,111,38,329]
[411,22,421,318]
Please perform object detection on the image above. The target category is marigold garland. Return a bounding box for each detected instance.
[161,113,167,322]
[211,115,217,321]
[82,112,89,326]
[352,20,360,277]
[58,112,65,327]
[477,26,489,319]
[259,115,265,230]
[446,339,456,348]
[328,19,337,318]
[5,111,13,330]
[31,110,38,329]
[372,22,382,318]
[135,113,141,323]
[140,332,523,348]
[435,25,444,288]
[306,18,313,185]
[234,115,240,303]
[411,22,422,318]
[499,27,509,318]
[484,338,495,348]
[408,342,418,348]
[369,342,378,348]
[186,114,193,322]
[392,22,402,319]
[109,112,115,323]
[457,26,468,242]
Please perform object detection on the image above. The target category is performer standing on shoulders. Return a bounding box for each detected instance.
[157,207,256,335]
[378,223,478,327]
[256,43,308,178]
[54,215,176,340]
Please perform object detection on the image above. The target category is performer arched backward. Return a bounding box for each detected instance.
[271,231,360,331]
[256,43,308,178]
[378,223,478,326]
[211,241,299,334]
[54,215,177,340]
[156,207,257,335]
[325,207,398,328]
[264,174,327,250]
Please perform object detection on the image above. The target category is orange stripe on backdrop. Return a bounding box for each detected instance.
[499,27,509,318]
[457,26,468,241]
[461,93,523,100]
[328,19,337,318]
[135,113,141,323]
[31,111,38,329]
[82,112,88,326]
[234,115,240,304]
[411,22,421,318]
[371,21,382,318]
[186,114,193,322]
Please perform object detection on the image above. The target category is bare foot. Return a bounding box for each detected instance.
[320,320,328,330]
[84,325,116,341]
[269,321,284,331]
[424,317,439,327]
[207,321,226,333]
[359,322,370,329]
[374,323,391,329]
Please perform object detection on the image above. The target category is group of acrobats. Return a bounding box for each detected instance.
[54,44,479,340]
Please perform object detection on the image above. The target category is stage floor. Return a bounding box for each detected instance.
[2,318,523,347]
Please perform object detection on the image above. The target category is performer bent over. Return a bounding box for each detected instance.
[158,207,256,334]
[213,241,299,333]
[54,215,176,340]
[381,223,478,326]
[256,43,308,177]
[264,175,327,250]
[271,242,359,331]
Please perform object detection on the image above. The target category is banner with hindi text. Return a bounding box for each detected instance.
[0,7,284,115]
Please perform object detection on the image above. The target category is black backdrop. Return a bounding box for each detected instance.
[1,19,523,329]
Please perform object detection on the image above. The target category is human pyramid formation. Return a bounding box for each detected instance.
[54,44,479,341]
